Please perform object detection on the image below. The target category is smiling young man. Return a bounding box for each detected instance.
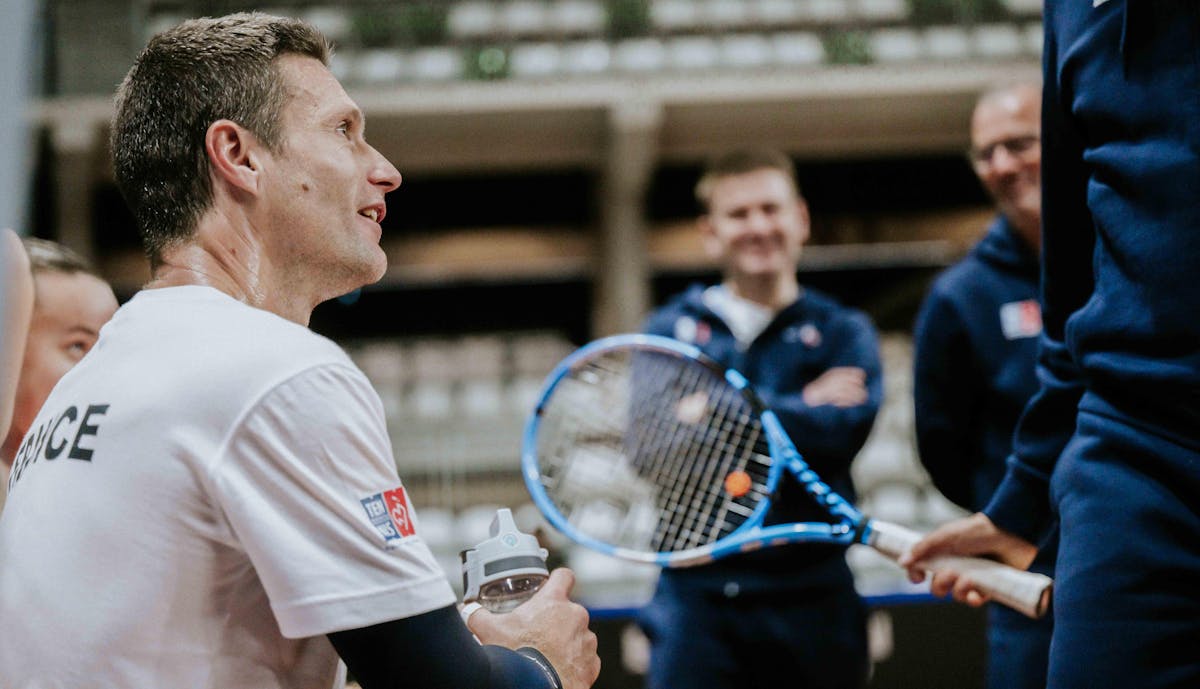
[0,14,598,689]
[912,83,1054,689]
[637,148,882,689]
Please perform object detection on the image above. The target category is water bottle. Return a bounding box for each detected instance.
[461,508,549,613]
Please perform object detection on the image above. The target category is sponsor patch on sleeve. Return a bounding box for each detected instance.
[999,299,1043,340]
[360,485,417,546]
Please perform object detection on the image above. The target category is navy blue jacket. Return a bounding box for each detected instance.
[643,284,882,592]
[913,217,1041,513]
[986,1,1200,541]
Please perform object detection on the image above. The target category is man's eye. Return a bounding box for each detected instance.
[336,122,350,136]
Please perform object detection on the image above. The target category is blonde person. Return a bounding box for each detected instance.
[1,237,118,473]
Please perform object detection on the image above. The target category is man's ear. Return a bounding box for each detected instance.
[795,197,811,245]
[699,215,722,261]
[205,119,265,194]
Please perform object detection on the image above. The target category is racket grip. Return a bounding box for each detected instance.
[867,521,1052,620]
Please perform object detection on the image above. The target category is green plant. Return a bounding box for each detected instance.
[351,4,449,49]
[824,31,873,65]
[464,45,510,80]
[400,3,450,46]
[908,0,1009,25]
[606,0,650,40]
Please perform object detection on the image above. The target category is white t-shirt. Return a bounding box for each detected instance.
[0,286,456,689]
[702,284,777,347]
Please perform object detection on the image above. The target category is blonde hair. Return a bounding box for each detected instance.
[694,148,801,212]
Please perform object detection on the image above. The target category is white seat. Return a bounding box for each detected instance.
[719,34,773,69]
[803,0,853,24]
[449,2,500,39]
[550,0,607,34]
[924,27,972,60]
[651,0,702,32]
[702,0,752,29]
[854,0,908,22]
[771,32,825,66]
[870,28,922,62]
[614,39,668,72]
[667,36,719,70]
[410,46,465,81]
[300,6,350,43]
[561,39,612,74]
[974,24,1023,59]
[755,0,803,26]
[355,49,406,83]
[501,1,552,36]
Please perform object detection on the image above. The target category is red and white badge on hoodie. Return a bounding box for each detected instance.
[999,299,1042,340]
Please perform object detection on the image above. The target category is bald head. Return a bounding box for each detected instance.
[974,83,1041,119]
[969,83,1042,252]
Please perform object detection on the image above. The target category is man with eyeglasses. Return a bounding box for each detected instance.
[911,82,1053,689]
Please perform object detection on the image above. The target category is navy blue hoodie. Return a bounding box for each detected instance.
[913,217,1041,513]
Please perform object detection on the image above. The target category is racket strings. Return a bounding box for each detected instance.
[655,368,756,550]
[536,347,774,554]
[639,355,729,549]
[536,358,632,498]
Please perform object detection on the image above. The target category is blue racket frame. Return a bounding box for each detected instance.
[521,333,879,568]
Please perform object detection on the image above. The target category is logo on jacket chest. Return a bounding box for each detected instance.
[674,316,712,346]
[783,323,822,348]
[999,299,1042,340]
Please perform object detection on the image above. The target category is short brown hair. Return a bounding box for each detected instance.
[694,148,801,212]
[111,13,331,267]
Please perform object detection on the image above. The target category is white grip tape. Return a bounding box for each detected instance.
[867,521,1053,620]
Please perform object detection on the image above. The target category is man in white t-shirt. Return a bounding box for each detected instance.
[0,13,599,689]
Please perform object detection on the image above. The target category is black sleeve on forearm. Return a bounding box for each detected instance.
[327,604,562,689]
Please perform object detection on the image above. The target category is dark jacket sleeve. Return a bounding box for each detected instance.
[984,11,1090,542]
[328,605,561,689]
[912,286,981,510]
[759,310,883,479]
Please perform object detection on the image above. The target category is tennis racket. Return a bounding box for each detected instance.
[521,334,1052,619]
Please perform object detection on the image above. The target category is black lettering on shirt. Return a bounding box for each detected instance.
[11,421,51,484]
[45,406,78,460]
[8,402,111,491]
[68,404,109,462]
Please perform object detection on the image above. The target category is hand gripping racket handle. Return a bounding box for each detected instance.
[867,521,1053,619]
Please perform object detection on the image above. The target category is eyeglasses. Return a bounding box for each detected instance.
[969,135,1040,166]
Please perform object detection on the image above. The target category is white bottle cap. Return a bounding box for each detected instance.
[461,508,549,605]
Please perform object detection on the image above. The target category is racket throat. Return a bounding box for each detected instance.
[850,515,872,545]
